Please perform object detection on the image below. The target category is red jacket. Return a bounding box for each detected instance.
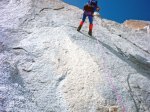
[83,4,99,16]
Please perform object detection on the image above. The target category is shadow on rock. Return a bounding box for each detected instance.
[6,62,25,87]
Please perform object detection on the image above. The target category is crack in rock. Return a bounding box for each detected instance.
[39,7,52,13]
[53,6,64,10]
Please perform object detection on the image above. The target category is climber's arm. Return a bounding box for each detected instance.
[96,6,100,11]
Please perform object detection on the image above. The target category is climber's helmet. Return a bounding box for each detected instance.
[88,0,97,7]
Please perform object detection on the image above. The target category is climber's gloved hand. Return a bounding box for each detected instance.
[96,7,100,11]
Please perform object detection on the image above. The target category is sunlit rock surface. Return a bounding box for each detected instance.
[0,0,150,112]
[123,20,150,31]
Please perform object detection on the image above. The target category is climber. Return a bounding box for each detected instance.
[77,0,100,36]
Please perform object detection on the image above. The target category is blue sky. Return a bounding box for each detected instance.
[64,0,150,23]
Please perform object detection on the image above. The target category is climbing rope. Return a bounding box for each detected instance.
[93,15,127,111]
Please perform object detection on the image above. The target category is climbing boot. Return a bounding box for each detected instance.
[88,30,92,36]
[88,24,93,36]
[77,21,84,31]
[77,25,82,32]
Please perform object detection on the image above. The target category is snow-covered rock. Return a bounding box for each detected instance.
[0,0,150,112]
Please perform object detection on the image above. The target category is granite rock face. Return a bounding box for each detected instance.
[0,0,150,112]
[123,20,150,32]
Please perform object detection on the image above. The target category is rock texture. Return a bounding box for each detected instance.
[0,0,150,112]
[123,20,150,32]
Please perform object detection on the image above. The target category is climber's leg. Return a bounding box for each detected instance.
[88,16,93,36]
[77,14,87,31]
